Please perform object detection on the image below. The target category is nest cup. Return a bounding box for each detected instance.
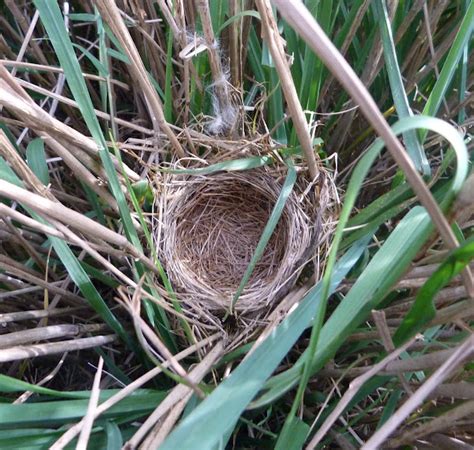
[159,167,316,335]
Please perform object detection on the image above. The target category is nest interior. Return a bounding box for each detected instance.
[159,167,316,327]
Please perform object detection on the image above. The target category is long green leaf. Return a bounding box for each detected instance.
[252,115,468,409]
[393,236,474,345]
[163,154,274,176]
[0,392,166,427]
[283,112,468,437]
[48,237,131,344]
[159,237,369,450]
[374,0,429,175]
[421,1,474,136]
[232,161,296,309]
[217,10,261,35]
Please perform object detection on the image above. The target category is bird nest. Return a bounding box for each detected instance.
[156,165,328,342]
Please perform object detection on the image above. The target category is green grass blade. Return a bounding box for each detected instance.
[163,154,273,175]
[251,114,468,408]
[48,237,132,345]
[252,206,432,409]
[33,0,104,146]
[248,28,266,82]
[71,42,108,76]
[0,156,23,187]
[96,8,109,114]
[457,0,470,124]
[393,235,474,345]
[284,113,468,431]
[421,1,474,137]
[0,374,96,399]
[217,10,261,36]
[374,0,430,175]
[26,138,49,185]
[346,182,413,227]
[231,161,296,310]
[275,417,309,450]
[0,391,166,427]
[159,238,369,450]
[105,420,123,450]
[164,28,174,123]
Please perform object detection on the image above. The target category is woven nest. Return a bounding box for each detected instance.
[157,166,320,338]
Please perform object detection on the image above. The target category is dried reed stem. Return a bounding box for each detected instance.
[95,0,185,158]
[271,0,474,297]
[196,0,231,112]
[0,335,116,363]
[256,0,320,180]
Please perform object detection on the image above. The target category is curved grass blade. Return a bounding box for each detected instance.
[0,374,97,399]
[162,154,274,176]
[105,421,123,450]
[231,160,296,311]
[252,115,468,409]
[420,1,474,140]
[393,235,474,346]
[159,237,369,450]
[217,10,261,35]
[374,0,430,175]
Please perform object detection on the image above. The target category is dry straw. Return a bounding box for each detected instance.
[156,163,333,343]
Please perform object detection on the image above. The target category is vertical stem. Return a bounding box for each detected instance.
[196,0,232,115]
[256,0,319,180]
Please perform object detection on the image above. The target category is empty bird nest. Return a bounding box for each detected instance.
[155,162,334,346]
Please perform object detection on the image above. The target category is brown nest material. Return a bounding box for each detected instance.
[156,165,331,343]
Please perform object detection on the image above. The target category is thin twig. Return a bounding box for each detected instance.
[388,399,474,447]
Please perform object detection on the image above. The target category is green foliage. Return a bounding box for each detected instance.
[231,160,296,310]
[159,239,369,450]
[394,236,474,345]
[26,138,49,185]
